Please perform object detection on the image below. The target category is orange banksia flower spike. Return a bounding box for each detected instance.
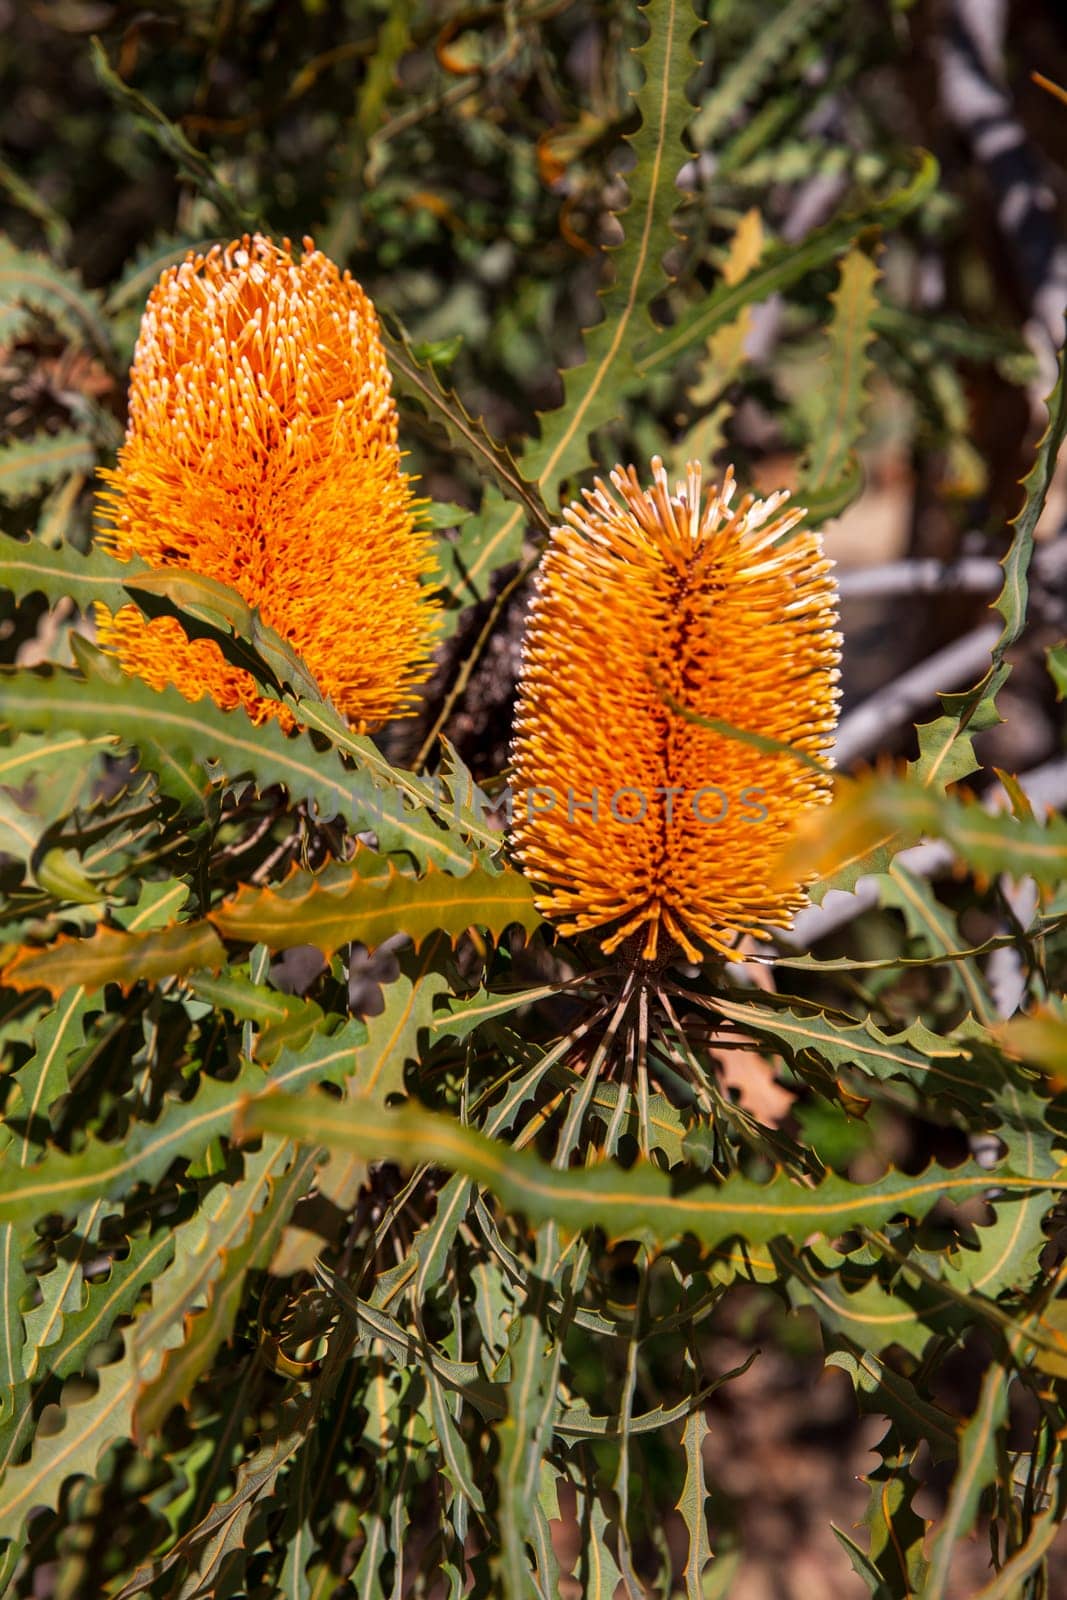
[510,458,841,962]
[96,234,439,730]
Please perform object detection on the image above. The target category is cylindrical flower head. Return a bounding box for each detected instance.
[509,458,841,962]
[96,234,439,730]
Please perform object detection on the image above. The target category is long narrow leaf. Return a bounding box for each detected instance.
[0,661,482,873]
[240,1094,1059,1252]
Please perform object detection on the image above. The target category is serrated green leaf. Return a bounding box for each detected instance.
[776,1241,941,1357]
[0,1230,31,1470]
[826,1349,957,1462]
[0,658,484,872]
[1,917,226,997]
[429,983,562,1044]
[997,342,1067,658]
[857,1437,930,1598]
[0,792,38,865]
[679,1406,712,1598]
[428,487,528,616]
[789,772,1067,892]
[2,1222,176,1478]
[0,529,139,612]
[120,566,325,705]
[0,731,113,792]
[946,338,1067,735]
[795,445,865,529]
[690,0,845,148]
[0,1325,185,1533]
[351,1506,388,1600]
[923,1361,1012,1600]
[0,432,96,504]
[0,234,112,358]
[242,1093,1059,1252]
[424,500,472,531]
[4,988,97,1163]
[133,1141,320,1438]
[635,151,937,379]
[671,208,763,470]
[33,848,101,904]
[0,737,114,874]
[496,1226,561,1600]
[349,938,452,1103]
[708,994,973,1102]
[808,715,981,897]
[831,1522,891,1599]
[210,857,540,959]
[575,1079,687,1165]
[964,1496,1067,1599]
[445,0,700,610]
[875,860,994,1022]
[278,1460,316,1600]
[582,1492,625,1599]
[429,509,521,631]
[32,1224,174,1387]
[0,1028,358,1233]
[186,972,324,1065]
[423,1361,485,1516]
[798,247,880,513]
[109,1384,317,1599]
[947,1077,1059,1302]
[0,987,103,1474]
[521,0,697,495]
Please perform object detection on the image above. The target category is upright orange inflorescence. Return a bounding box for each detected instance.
[96,234,439,730]
[510,457,841,962]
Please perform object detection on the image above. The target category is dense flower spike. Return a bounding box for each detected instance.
[510,458,841,961]
[96,234,438,729]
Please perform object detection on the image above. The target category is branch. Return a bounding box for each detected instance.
[832,622,1001,767]
[835,539,1067,599]
[836,558,1002,598]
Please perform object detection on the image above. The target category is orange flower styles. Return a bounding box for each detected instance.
[510,458,841,961]
[96,234,438,729]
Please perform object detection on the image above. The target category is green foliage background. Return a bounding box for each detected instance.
[1,1,1066,1595]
